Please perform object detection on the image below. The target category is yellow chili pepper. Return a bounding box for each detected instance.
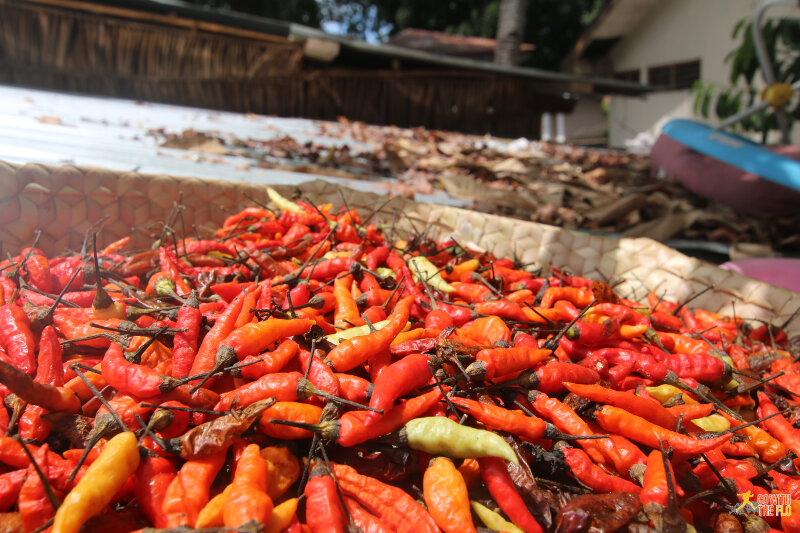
[264,498,299,533]
[691,414,730,433]
[470,501,525,533]
[645,384,698,405]
[267,187,304,214]
[408,256,455,294]
[324,319,410,345]
[195,485,232,528]
[52,432,140,533]
[402,417,519,466]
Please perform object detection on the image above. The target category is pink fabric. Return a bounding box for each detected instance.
[650,134,800,217]
[719,258,800,293]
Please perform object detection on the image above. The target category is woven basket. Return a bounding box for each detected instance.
[2,161,798,337]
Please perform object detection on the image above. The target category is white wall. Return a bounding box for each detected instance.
[564,94,606,143]
[607,0,799,147]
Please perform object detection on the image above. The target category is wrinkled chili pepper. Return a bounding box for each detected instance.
[423,456,477,533]
[333,462,440,533]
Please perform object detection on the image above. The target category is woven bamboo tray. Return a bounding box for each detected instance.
[2,161,798,337]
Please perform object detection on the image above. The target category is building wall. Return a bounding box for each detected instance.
[563,95,607,145]
[607,0,799,147]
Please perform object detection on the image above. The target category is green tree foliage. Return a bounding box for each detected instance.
[320,0,608,69]
[187,0,608,70]
[693,17,799,143]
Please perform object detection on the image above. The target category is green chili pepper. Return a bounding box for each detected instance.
[400,417,518,465]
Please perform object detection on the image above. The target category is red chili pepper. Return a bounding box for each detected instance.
[468,346,550,381]
[594,405,731,454]
[157,247,193,294]
[18,444,58,533]
[641,345,726,382]
[188,292,246,380]
[457,315,511,345]
[365,246,390,271]
[0,470,26,512]
[283,281,311,312]
[335,373,373,404]
[531,393,625,471]
[450,396,547,440]
[19,326,64,442]
[216,318,314,363]
[327,296,413,372]
[391,337,437,358]
[162,449,227,528]
[640,449,684,506]
[333,462,440,533]
[305,463,348,533]
[530,361,600,393]
[326,389,442,447]
[474,300,531,322]
[479,456,543,533]
[214,372,302,411]
[300,251,363,281]
[235,339,299,379]
[422,308,454,338]
[366,353,432,423]
[756,392,800,457]
[0,304,36,374]
[50,256,85,292]
[451,282,491,303]
[344,495,393,533]
[260,402,323,440]
[171,297,203,379]
[562,447,641,494]
[333,275,361,328]
[564,382,679,430]
[19,247,56,294]
[134,456,177,529]
[101,342,176,398]
[298,347,341,398]
[540,287,593,309]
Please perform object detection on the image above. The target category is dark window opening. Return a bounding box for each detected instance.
[613,69,641,83]
[647,59,701,89]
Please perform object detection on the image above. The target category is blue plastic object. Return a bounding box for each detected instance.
[662,118,800,192]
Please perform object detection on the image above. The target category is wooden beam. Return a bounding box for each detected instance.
[16,0,291,44]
